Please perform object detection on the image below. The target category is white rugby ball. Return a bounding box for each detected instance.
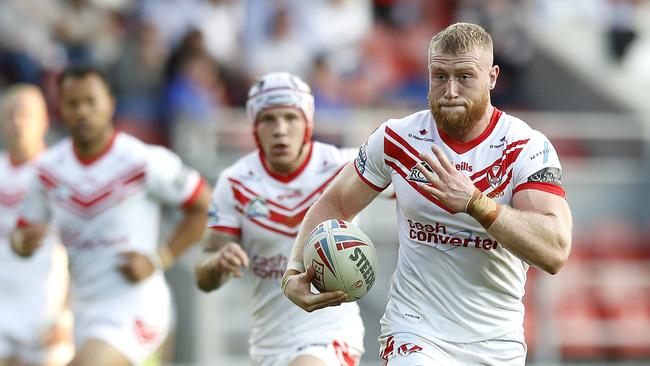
[303,219,378,302]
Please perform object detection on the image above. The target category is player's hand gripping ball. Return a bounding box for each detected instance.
[303,219,378,302]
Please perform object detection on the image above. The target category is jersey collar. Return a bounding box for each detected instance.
[437,107,502,154]
[73,130,118,166]
[258,142,314,183]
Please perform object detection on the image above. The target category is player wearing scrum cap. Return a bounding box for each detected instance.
[0,84,73,366]
[12,65,211,366]
[195,72,365,366]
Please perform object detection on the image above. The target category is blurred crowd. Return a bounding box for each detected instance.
[0,0,546,146]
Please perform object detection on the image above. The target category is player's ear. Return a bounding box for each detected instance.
[489,65,499,90]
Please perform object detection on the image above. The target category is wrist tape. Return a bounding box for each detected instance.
[465,189,501,229]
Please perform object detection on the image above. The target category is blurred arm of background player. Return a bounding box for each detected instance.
[119,184,212,283]
[10,223,49,257]
[195,231,249,292]
[283,163,380,312]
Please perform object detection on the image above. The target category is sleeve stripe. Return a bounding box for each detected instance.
[354,162,386,192]
[182,177,206,208]
[513,182,566,198]
[16,217,32,228]
[208,225,241,236]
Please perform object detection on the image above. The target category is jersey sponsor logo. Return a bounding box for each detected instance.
[245,198,270,218]
[529,140,555,162]
[527,167,562,185]
[487,164,503,188]
[251,254,287,279]
[407,161,433,184]
[276,189,302,201]
[355,142,368,174]
[407,132,435,142]
[490,136,507,148]
[455,162,473,172]
[397,343,423,357]
[407,219,499,251]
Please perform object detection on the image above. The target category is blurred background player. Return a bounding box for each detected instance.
[0,85,73,366]
[195,72,364,366]
[11,65,211,366]
[283,23,572,365]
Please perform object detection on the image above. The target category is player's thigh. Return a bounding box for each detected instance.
[68,338,130,366]
[288,355,328,366]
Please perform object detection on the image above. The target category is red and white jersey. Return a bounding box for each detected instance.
[354,108,565,343]
[0,153,56,299]
[208,142,364,357]
[18,132,204,301]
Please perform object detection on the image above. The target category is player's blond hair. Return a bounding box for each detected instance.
[428,22,493,57]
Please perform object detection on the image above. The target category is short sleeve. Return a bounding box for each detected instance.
[354,124,391,191]
[146,146,204,207]
[17,171,51,226]
[512,131,566,198]
[206,173,241,237]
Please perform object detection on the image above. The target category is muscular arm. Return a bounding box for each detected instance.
[283,162,381,312]
[417,144,572,275]
[195,230,248,292]
[486,189,572,274]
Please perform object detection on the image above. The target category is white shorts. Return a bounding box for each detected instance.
[0,309,73,365]
[252,340,362,366]
[379,331,527,366]
[73,277,171,366]
[0,243,73,365]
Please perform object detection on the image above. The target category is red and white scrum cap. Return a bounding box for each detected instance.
[246,72,315,143]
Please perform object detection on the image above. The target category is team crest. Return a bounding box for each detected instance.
[407,161,433,184]
[487,165,503,188]
[246,198,270,218]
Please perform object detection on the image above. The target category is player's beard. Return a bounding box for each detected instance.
[429,90,489,138]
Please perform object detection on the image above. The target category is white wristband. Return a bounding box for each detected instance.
[150,246,175,270]
[287,260,305,273]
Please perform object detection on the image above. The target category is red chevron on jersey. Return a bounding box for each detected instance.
[470,139,528,192]
[383,130,454,213]
[38,164,146,218]
[0,190,25,207]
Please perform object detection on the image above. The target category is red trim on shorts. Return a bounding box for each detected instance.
[208,225,241,237]
[438,108,502,154]
[182,177,206,209]
[73,130,118,166]
[513,182,566,198]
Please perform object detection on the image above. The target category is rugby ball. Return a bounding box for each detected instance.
[303,219,378,302]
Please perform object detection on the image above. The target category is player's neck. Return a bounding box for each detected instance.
[74,127,115,161]
[267,142,312,176]
[8,143,45,166]
[445,105,494,143]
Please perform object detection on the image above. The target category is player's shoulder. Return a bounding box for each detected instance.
[497,110,548,143]
[379,109,432,135]
[311,141,355,164]
[36,137,72,167]
[217,150,260,182]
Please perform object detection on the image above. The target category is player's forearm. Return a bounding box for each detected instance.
[195,256,228,292]
[163,188,211,266]
[486,206,571,274]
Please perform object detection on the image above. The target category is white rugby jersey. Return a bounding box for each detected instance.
[207,142,365,356]
[0,153,55,298]
[355,108,565,343]
[18,132,204,301]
